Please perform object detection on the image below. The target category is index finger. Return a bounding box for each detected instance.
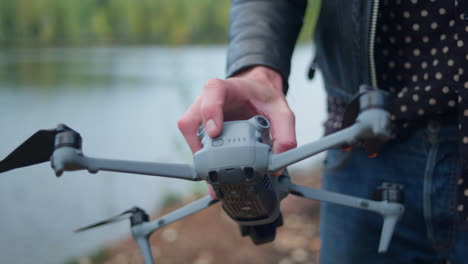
[177,96,204,154]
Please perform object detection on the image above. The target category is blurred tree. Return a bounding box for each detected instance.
[0,0,320,47]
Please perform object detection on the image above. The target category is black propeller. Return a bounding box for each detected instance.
[0,124,79,173]
[75,207,149,232]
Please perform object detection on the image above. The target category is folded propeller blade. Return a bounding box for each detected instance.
[0,129,58,173]
[75,208,138,233]
[0,124,77,174]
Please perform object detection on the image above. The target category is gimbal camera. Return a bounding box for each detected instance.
[0,85,404,264]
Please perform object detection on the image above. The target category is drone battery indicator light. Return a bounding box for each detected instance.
[212,139,224,147]
[342,147,352,152]
[368,153,378,158]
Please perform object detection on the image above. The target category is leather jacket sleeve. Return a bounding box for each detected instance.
[226,0,308,93]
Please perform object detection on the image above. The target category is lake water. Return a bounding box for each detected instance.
[0,45,326,263]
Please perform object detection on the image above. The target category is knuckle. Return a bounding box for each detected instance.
[200,99,223,118]
[204,78,226,90]
[285,109,296,122]
[177,117,187,132]
[178,96,202,133]
[199,101,215,117]
[177,115,192,133]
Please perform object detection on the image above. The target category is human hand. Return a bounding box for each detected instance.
[178,66,297,197]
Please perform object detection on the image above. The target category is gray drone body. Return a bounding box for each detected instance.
[195,116,282,227]
[0,86,406,264]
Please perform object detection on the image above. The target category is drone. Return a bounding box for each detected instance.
[0,85,404,264]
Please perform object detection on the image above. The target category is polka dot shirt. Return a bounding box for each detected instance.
[324,0,468,221]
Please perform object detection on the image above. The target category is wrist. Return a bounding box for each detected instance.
[233,66,284,93]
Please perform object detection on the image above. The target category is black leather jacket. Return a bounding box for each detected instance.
[226,0,376,102]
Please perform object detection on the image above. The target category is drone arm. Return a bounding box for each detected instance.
[52,147,200,181]
[269,122,366,171]
[143,195,218,234]
[85,158,199,180]
[269,106,392,172]
[282,181,404,253]
[283,181,400,215]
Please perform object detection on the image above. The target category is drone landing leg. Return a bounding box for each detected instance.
[130,195,219,264]
[136,236,154,264]
[281,180,404,253]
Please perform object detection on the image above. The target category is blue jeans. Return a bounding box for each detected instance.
[320,120,467,264]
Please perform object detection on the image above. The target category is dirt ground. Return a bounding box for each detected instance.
[89,172,322,264]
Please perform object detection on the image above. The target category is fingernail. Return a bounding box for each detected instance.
[205,119,217,136]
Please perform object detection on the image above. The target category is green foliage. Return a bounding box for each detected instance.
[189,182,208,198]
[65,248,108,264]
[0,0,320,46]
[161,189,182,207]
